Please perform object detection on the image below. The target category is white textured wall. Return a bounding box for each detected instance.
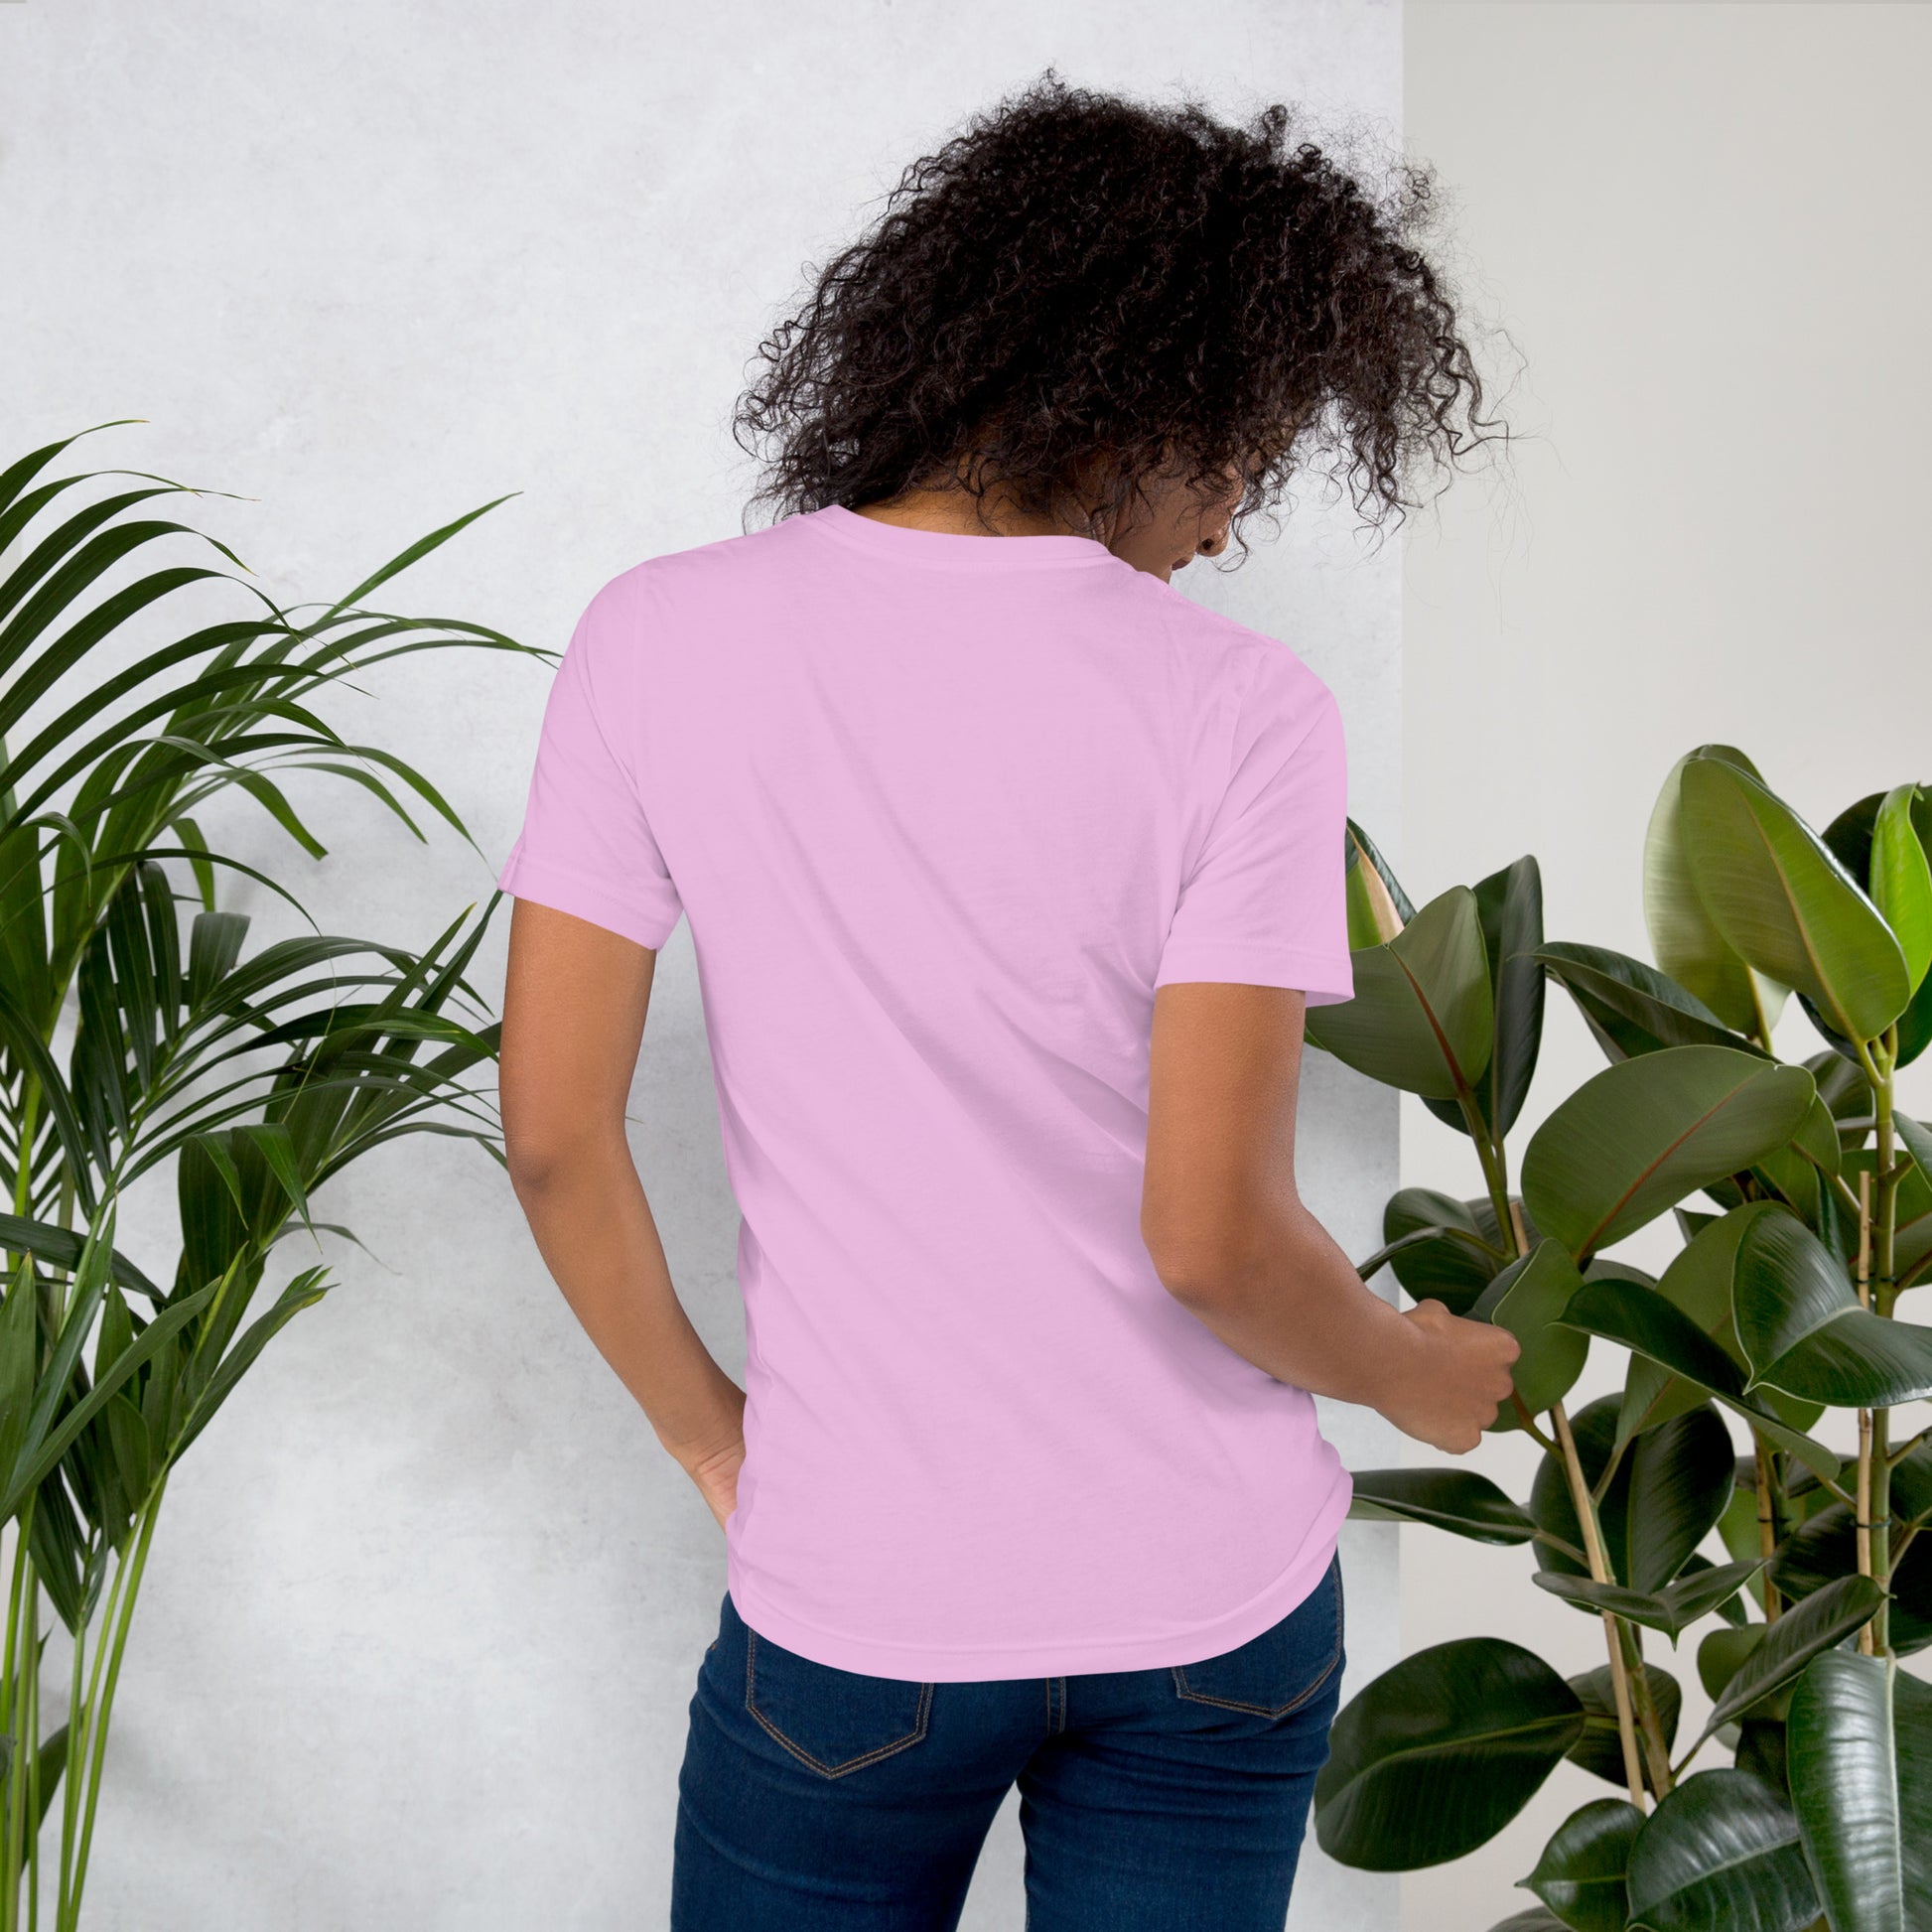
[0,3,1404,1926]
[1402,6,1932,1929]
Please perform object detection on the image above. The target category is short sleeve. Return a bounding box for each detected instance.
[1154,656,1353,1004]
[496,577,683,951]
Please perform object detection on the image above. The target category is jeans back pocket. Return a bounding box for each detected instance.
[1171,1557,1344,1719]
[745,1625,934,1778]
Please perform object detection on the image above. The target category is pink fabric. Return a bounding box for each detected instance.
[499,503,1356,1680]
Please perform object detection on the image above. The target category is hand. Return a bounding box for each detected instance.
[681,1433,746,1532]
[1378,1300,1521,1454]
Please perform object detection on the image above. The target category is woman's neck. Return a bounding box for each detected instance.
[850,478,1088,541]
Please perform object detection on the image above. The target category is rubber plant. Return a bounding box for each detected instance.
[1309,752,1932,1932]
[0,425,536,1928]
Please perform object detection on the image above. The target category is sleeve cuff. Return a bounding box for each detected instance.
[1153,940,1354,1006]
[496,851,681,952]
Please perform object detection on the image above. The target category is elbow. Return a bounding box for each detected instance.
[503,1123,601,1203]
[502,1084,638,1211]
[1141,1215,1254,1311]
[1144,1181,1310,1311]
[504,1137,564,1203]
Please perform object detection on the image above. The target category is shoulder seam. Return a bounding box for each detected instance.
[1228,649,1340,792]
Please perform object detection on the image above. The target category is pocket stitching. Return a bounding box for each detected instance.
[744,1628,934,1778]
[1171,1561,1345,1719]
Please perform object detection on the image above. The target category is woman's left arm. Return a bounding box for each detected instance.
[499,897,746,1527]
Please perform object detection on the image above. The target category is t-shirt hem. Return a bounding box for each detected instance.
[724,1462,1353,1682]
[496,850,681,952]
[1153,940,1354,1008]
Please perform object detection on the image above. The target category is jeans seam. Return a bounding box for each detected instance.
[743,1627,934,1778]
[1170,1559,1345,1719]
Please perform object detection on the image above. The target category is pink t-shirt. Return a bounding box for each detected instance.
[499,503,1356,1681]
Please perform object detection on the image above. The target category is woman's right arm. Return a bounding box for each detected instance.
[1141,980,1520,1454]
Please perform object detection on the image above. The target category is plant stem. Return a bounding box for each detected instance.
[1449,1080,1515,1264]
[1508,1394,1559,1454]
[1535,1532,1593,1570]
[1811,1469,1860,1511]
[1753,1437,1782,1624]
[1,1492,44,1932]
[51,1609,81,1932]
[1851,1167,1875,1657]
[1589,1432,1632,1510]
[1618,1619,1674,1797]
[11,1082,39,1220]
[1593,1617,1645,1809]
[1457,1101,1517,1262]
[62,1480,164,1932]
[2,1531,25,1932]
[21,1563,37,1932]
[1868,1413,1892,1658]
[1822,1168,1866,1226]
[1505,1195,1529,1265]
[1551,1401,1645,1809]
[22,1561,35,1932]
[3,1068,42,1931]
[1856,1165,1873,1317]
[57,1548,123,1932]
[1868,1039,1898,1658]
[1858,1420,1876,1658]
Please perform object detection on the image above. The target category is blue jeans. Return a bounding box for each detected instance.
[670,1554,1344,1931]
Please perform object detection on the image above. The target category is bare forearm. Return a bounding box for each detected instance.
[1163,1190,1522,1453]
[1165,1198,1427,1412]
[511,1141,744,1470]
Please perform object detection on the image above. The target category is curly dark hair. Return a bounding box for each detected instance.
[735,71,1507,555]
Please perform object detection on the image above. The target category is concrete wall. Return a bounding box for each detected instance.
[1402,6,1932,1927]
[0,3,1404,1925]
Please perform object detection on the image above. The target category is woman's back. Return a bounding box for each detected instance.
[501,498,1355,1675]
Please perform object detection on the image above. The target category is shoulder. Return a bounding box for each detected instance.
[582,517,808,621]
[632,516,827,603]
[1109,570,1339,733]
[562,519,814,691]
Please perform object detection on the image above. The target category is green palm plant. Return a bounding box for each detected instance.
[1309,756,1932,1931]
[0,424,537,1928]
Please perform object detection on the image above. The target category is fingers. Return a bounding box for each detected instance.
[1393,1297,1535,1456]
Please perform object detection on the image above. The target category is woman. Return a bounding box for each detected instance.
[498,73,1518,1931]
